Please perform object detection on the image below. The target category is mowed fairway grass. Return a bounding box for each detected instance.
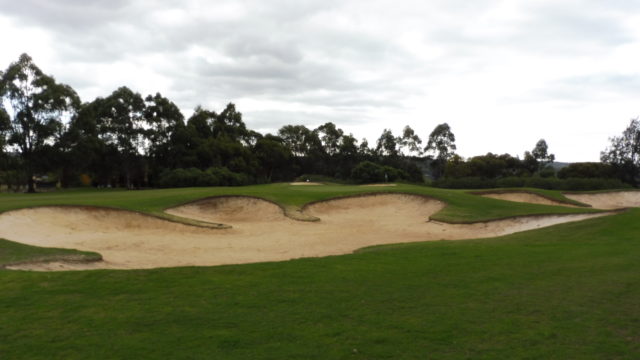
[1,184,639,359]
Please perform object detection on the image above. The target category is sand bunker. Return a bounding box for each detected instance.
[0,195,612,271]
[564,191,640,209]
[290,182,323,186]
[480,192,578,207]
[166,197,288,224]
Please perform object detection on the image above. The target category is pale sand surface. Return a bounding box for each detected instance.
[481,192,579,207]
[0,194,611,271]
[564,191,640,210]
[289,182,323,186]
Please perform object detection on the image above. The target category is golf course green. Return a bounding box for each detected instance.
[1,184,639,359]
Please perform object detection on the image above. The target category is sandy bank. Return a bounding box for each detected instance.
[564,191,640,209]
[480,192,579,207]
[1,195,612,271]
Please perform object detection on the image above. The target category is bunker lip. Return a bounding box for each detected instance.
[471,190,585,208]
[0,194,618,272]
[2,253,103,271]
[300,192,442,217]
[0,204,229,229]
[563,190,640,210]
[165,195,318,223]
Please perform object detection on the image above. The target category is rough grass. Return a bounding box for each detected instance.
[1,209,639,359]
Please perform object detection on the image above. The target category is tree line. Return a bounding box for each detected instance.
[1,54,638,192]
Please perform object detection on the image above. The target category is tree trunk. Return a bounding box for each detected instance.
[27,174,36,193]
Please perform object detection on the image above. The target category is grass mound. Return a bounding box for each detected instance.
[0,238,101,268]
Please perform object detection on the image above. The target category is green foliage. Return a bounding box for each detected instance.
[601,118,640,186]
[157,167,251,188]
[350,161,409,184]
[0,53,80,192]
[398,125,422,156]
[253,137,292,181]
[375,128,398,157]
[425,123,456,179]
[531,139,555,170]
[558,162,616,179]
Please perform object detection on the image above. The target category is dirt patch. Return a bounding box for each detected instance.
[480,192,579,207]
[0,195,613,271]
[564,191,640,209]
[290,182,323,186]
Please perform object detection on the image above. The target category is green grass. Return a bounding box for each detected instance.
[1,209,639,359]
[0,239,101,268]
[0,184,638,359]
[0,183,604,224]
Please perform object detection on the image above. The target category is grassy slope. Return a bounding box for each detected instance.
[1,209,639,359]
[468,187,590,206]
[0,239,101,267]
[0,183,602,223]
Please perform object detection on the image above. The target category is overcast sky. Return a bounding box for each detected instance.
[1,0,639,161]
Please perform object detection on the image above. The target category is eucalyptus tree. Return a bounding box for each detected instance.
[375,128,398,157]
[56,101,108,186]
[398,125,422,156]
[531,139,555,172]
[316,122,344,156]
[0,97,11,189]
[213,103,248,143]
[278,124,319,157]
[424,123,456,179]
[253,134,292,181]
[601,118,640,186]
[94,86,146,187]
[144,92,185,174]
[0,53,80,192]
[0,98,9,156]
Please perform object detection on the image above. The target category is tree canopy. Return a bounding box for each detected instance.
[0,53,637,191]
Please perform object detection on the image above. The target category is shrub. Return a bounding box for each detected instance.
[351,161,410,184]
[158,167,251,188]
[351,161,385,184]
[432,177,496,189]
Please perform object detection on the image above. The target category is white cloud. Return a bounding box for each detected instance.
[1,0,639,161]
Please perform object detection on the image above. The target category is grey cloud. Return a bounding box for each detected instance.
[223,37,303,64]
[503,3,635,56]
[523,74,640,103]
[243,109,373,135]
[0,0,132,30]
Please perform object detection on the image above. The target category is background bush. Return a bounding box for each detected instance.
[157,167,251,188]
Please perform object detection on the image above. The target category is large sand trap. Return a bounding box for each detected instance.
[480,192,579,207]
[0,195,613,271]
[290,182,323,186]
[564,191,640,210]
